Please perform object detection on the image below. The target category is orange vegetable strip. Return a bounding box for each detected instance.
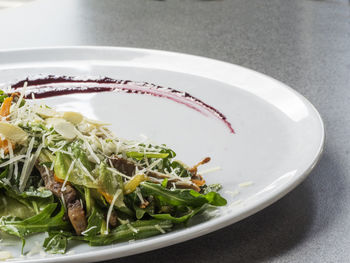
[0,97,13,117]
[0,97,14,154]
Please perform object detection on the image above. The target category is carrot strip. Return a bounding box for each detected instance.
[191,178,206,187]
[98,189,114,204]
[54,173,66,184]
[189,157,211,175]
[0,97,14,154]
[0,97,13,117]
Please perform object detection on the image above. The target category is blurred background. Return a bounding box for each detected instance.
[0,0,34,9]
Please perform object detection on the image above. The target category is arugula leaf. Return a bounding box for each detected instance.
[126,152,169,159]
[201,183,222,194]
[0,91,8,104]
[0,203,69,239]
[124,192,154,220]
[85,219,173,246]
[0,167,8,179]
[161,178,168,188]
[20,186,53,198]
[0,193,36,218]
[190,190,227,206]
[170,161,192,177]
[151,204,209,223]
[0,175,53,216]
[140,182,227,207]
[43,233,67,254]
[84,207,103,237]
[140,182,205,207]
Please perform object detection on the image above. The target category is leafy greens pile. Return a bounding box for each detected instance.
[0,88,226,254]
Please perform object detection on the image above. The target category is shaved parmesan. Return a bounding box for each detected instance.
[62,111,83,124]
[85,118,111,126]
[46,118,76,140]
[0,122,28,145]
[35,106,57,118]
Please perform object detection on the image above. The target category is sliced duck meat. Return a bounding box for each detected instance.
[35,163,87,235]
[107,210,118,228]
[67,200,87,235]
[110,157,136,177]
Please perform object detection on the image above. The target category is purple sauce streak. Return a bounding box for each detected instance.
[10,75,234,133]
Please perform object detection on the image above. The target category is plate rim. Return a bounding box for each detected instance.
[0,46,325,263]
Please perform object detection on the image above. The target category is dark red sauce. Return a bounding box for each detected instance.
[10,75,234,134]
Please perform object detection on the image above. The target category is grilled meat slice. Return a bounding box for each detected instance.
[35,163,87,235]
[110,157,136,177]
[107,210,118,228]
[67,200,87,235]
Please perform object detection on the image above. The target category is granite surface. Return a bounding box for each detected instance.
[0,0,349,262]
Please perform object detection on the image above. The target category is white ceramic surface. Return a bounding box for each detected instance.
[0,47,324,262]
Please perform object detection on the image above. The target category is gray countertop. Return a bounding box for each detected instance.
[0,0,349,262]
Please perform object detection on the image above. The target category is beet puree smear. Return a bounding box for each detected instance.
[10,75,234,134]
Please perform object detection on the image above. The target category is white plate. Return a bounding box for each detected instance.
[0,47,324,262]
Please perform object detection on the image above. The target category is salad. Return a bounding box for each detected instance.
[0,87,226,254]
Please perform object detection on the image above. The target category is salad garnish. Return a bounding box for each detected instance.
[0,86,226,254]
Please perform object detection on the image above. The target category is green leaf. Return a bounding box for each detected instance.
[21,186,53,198]
[54,152,97,188]
[54,152,71,180]
[161,178,168,188]
[0,167,8,179]
[201,183,222,194]
[0,179,53,216]
[140,182,206,207]
[0,193,36,218]
[98,162,124,201]
[71,141,94,171]
[190,190,227,206]
[0,203,69,239]
[43,233,67,254]
[126,152,169,159]
[84,207,103,237]
[170,161,192,177]
[125,192,154,220]
[140,182,226,207]
[0,92,8,104]
[85,219,173,246]
[151,204,209,223]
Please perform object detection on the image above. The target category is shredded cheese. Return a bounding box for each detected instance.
[238,181,254,187]
[19,137,36,192]
[77,159,96,182]
[199,166,221,175]
[81,226,97,236]
[61,159,76,192]
[7,140,14,181]
[105,189,121,234]
[107,167,131,180]
[154,224,166,234]
[0,154,26,168]
[127,223,138,233]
